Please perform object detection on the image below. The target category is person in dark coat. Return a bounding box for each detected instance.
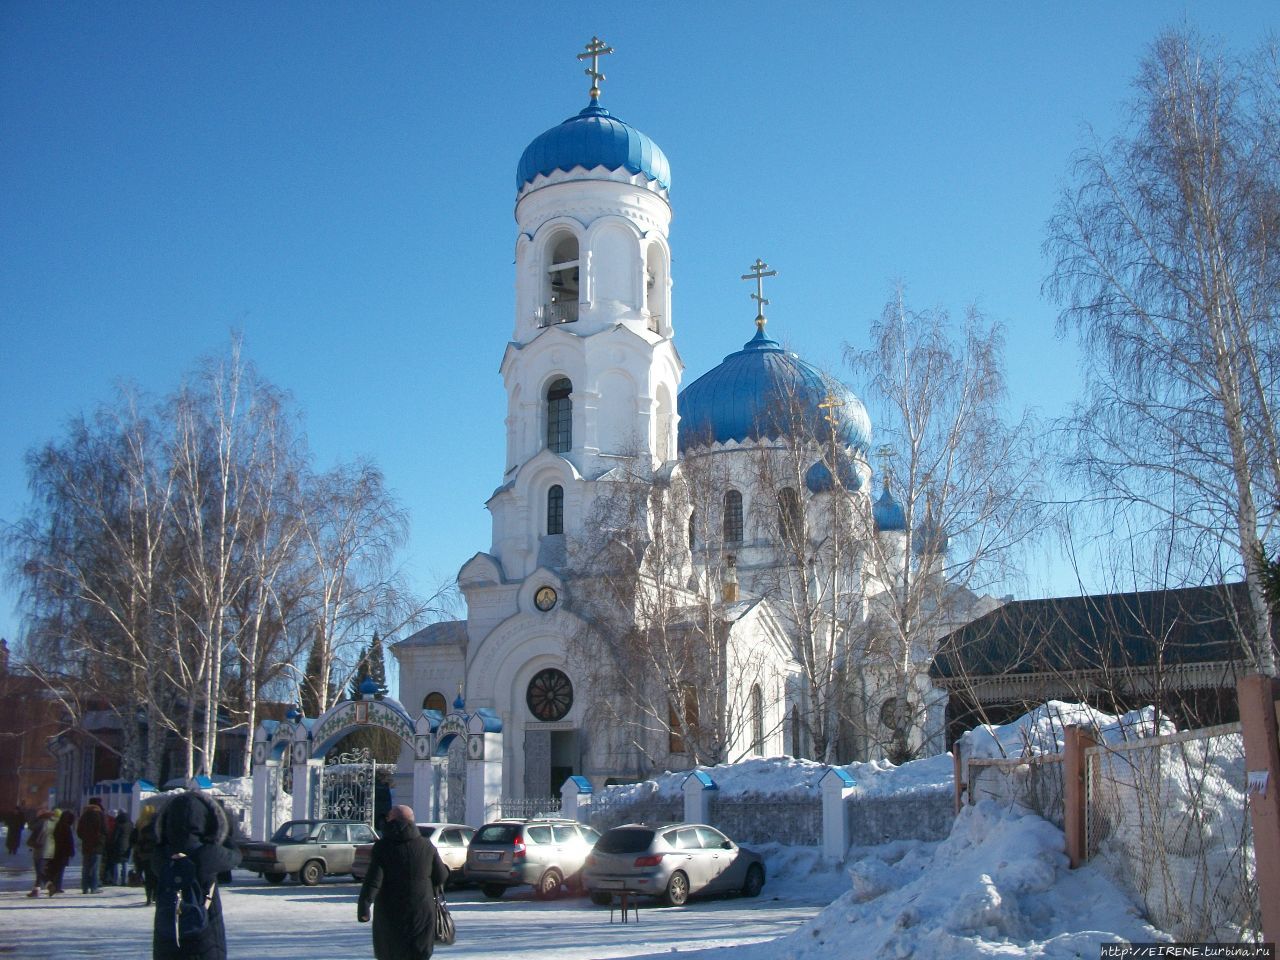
[109,809,133,885]
[47,809,75,895]
[5,807,24,855]
[152,791,241,960]
[133,803,161,905]
[357,804,449,960]
[76,800,106,893]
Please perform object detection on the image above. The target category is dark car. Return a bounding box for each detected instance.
[239,819,380,885]
[351,822,474,884]
[463,817,600,899]
[583,823,765,906]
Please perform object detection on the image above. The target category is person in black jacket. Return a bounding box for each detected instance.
[357,804,449,960]
[152,791,241,960]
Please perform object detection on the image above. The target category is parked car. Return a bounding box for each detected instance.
[583,823,765,906]
[351,822,475,884]
[239,819,380,885]
[463,817,601,899]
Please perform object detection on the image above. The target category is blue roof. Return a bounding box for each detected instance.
[517,100,670,193]
[678,326,871,453]
[873,482,906,532]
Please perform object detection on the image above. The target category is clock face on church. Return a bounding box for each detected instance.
[526,667,573,722]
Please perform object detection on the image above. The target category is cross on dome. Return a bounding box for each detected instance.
[741,258,777,328]
[577,36,614,101]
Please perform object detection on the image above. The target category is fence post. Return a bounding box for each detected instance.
[560,775,593,824]
[1063,724,1096,868]
[953,742,965,814]
[682,770,716,824]
[1238,673,1280,946]
[820,767,857,862]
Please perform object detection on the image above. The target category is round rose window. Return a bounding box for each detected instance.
[526,668,573,721]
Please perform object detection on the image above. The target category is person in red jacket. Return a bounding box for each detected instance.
[76,799,106,894]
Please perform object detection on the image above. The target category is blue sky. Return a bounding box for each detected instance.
[2,2,1275,646]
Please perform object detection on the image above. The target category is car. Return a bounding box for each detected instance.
[463,817,601,899]
[582,823,765,907]
[238,819,380,885]
[351,822,475,884]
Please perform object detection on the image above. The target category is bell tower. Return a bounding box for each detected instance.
[487,38,682,580]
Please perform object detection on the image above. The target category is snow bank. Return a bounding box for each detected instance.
[964,700,1175,760]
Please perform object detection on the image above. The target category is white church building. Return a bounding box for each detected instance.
[388,39,993,807]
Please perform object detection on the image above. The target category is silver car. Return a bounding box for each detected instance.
[464,817,601,899]
[583,823,765,906]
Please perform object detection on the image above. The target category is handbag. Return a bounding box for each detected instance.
[434,892,456,946]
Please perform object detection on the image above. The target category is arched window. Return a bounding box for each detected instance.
[751,684,764,755]
[723,490,743,544]
[544,234,580,326]
[547,484,564,535]
[778,487,802,549]
[546,378,572,453]
[423,692,447,714]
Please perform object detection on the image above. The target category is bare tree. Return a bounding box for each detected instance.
[846,293,1045,761]
[1045,30,1280,675]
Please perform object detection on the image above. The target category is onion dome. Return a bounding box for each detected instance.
[914,518,950,556]
[677,326,871,453]
[359,676,379,698]
[285,705,301,722]
[517,99,670,193]
[805,454,863,494]
[873,482,906,533]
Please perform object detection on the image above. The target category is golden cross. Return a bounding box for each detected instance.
[741,258,777,327]
[577,36,614,100]
[877,445,897,483]
[819,393,844,427]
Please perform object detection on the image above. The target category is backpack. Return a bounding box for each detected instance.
[157,852,215,946]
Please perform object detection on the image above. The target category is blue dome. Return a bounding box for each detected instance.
[359,676,379,696]
[677,326,871,453]
[873,482,906,532]
[517,100,670,193]
[914,518,949,556]
[805,455,863,494]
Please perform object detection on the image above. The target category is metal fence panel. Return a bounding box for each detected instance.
[1086,725,1260,942]
[709,798,821,846]
[968,756,1066,828]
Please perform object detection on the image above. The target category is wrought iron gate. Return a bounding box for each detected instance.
[318,748,376,827]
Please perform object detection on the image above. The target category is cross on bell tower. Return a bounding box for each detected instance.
[741,258,777,329]
[577,36,614,101]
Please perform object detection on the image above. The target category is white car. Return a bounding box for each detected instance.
[351,822,475,885]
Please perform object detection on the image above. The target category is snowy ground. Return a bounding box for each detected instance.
[3,703,1185,958]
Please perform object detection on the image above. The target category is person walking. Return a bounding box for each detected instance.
[133,804,161,905]
[109,809,133,886]
[47,809,75,895]
[77,799,106,894]
[25,809,53,898]
[357,804,450,960]
[151,790,240,960]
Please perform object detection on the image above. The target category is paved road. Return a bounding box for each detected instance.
[0,855,827,959]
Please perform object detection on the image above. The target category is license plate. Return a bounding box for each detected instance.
[477,851,501,862]
[595,879,624,889]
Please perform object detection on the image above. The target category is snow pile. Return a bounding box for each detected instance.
[964,700,1174,760]
[678,802,1169,960]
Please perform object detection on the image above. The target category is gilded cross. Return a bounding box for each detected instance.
[819,393,844,428]
[578,36,614,100]
[741,258,777,327]
[877,444,897,483]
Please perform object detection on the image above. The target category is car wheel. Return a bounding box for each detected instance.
[535,868,562,900]
[264,873,286,885]
[481,883,506,900]
[298,860,324,886]
[742,864,765,898]
[663,870,689,907]
[589,891,613,907]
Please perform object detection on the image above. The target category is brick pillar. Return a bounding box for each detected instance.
[1063,724,1096,869]
[1238,674,1280,946]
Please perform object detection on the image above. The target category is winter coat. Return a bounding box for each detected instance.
[357,817,450,960]
[151,791,241,960]
[77,803,106,855]
[133,813,158,871]
[52,812,75,865]
[111,812,133,861]
[27,813,53,860]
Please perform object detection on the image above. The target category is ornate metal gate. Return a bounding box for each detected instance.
[318,748,376,826]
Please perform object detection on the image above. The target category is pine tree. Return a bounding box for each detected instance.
[300,629,326,718]
[348,645,370,701]
[367,631,388,696]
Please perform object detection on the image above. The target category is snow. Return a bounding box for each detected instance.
[2,701,1191,957]
[963,701,1175,760]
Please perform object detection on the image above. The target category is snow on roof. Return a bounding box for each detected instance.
[962,700,1175,760]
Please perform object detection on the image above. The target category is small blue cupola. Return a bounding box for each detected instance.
[517,100,670,194]
[873,481,906,533]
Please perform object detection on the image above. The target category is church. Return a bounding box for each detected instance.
[392,39,987,802]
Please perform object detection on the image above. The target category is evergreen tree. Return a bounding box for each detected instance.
[348,645,370,701]
[300,628,327,718]
[367,631,387,695]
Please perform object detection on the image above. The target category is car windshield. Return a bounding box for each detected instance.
[596,828,655,854]
[475,824,521,844]
[271,822,315,843]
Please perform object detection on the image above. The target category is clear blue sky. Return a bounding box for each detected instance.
[2,2,1275,647]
